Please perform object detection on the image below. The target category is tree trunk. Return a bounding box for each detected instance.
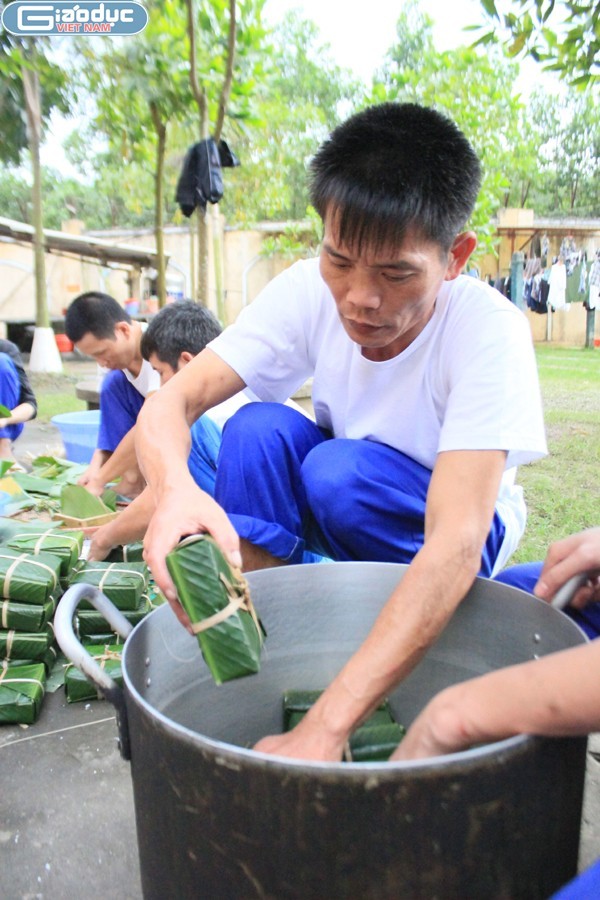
[22,57,48,329]
[151,103,167,308]
[22,43,62,374]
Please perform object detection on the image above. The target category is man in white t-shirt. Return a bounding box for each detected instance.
[65,292,161,497]
[137,102,547,763]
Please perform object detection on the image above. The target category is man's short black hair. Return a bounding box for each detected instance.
[309,102,482,253]
[141,300,222,370]
[65,292,131,342]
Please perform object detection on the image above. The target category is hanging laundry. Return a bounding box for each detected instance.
[548,259,568,311]
[587,253,600,311]
[175,138,240,217]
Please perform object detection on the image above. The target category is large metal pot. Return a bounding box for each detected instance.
[55,562,588,900]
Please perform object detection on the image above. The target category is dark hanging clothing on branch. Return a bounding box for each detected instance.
[176,138,240,217]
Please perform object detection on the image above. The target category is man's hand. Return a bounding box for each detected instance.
[143,481,242,631]
[77,449,109,489]
[253,711,348,762]
[535,528,600,609]
[389,689,468,761]
[81,478,106,497]
[88,524,117,562]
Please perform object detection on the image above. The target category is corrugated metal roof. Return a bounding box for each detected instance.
[0,217,165,269]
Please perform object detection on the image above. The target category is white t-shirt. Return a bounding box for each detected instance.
[209,258,548,572]
[122,358,161,396]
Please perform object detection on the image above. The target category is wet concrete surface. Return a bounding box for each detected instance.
[1,356,599,898]
[1,692,142,899]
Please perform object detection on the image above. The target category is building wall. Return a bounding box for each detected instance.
[1,215,598,346]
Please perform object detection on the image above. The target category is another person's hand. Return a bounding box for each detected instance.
[535,528,600,609]
[143,481,241,630]
[389,687,468,761]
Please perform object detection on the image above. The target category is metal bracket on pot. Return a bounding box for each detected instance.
[54,583,134,761]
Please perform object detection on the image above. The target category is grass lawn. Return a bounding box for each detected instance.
[513,345,600,564]
[29,371,86,422]
[27,345,598,564]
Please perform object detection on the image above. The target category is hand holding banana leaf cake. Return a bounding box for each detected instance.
[166,534,264,685]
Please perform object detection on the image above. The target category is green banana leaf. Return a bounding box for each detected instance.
[10,473,63,498]
[282,690,405,761]
[0,662,46,724]
[0,461,14,478]
[69,561,149,611]
[0,597,55,631]
[4,644,58,676]
[80,633,125,647]
[30,456,87,483]
[0,548,62,604]
[64,644,123,703]
[166,535,264,685]
[75,595,153,637]
[283,690,393,732]
[60,484,116,519]
[348,723,407,762]
[0,625,55,661]
[4,530,83,578]
[105,540,145,563]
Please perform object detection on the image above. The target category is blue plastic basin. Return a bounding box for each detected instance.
[51,410,100,464]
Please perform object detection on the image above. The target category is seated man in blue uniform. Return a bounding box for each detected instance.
[0,339,37,469]
[87,300,233,558]
[137,102,548,762]
[65,291,159,498]
[87,300,320,562]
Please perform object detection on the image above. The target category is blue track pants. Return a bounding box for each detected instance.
[214,403,506,573]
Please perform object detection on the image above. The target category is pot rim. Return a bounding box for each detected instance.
[121,643,534,775]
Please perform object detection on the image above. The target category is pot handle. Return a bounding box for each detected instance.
[54,583,134,760]
[551,572,595,609]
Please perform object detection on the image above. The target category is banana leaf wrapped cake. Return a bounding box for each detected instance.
[3,529,83,578]
[105,541,145,563]
[0,549,62,604]
[64,643,123,703]
[69,561,149,611]
[0,661,46,724]
[283,690,406,762]
[166,535,264,685]
[1,597,55,631]
[0,625,56,662]
[74,595,155,638]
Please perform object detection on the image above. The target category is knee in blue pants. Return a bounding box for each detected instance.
[215,403,328,563]
[216,403,505,573]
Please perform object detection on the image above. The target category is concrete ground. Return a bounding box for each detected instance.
[1,356,599,898]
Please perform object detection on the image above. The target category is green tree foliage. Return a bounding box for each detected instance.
[77,0,192,304]
[0,36,70,332]
[371,2,524,258]
[523,89,600,216]
[474,0,599,86]
[220,9,361,224]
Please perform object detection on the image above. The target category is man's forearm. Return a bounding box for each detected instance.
[4,402,36,426]
[309,535,481,739]
[136,349,244,498]
[93,428,138,489]
[394,640,600,760]
[88,488,154,560]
